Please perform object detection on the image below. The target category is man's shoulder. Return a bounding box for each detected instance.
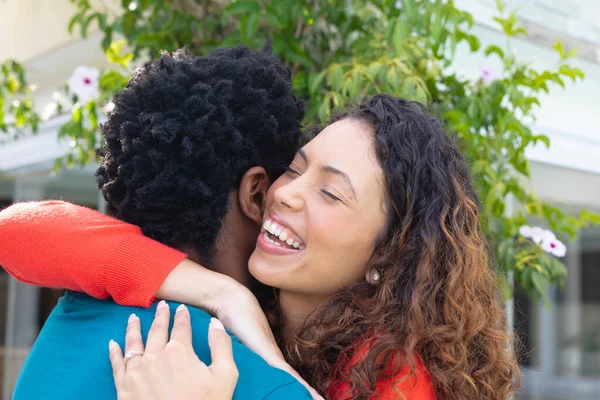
[52,295,311,399]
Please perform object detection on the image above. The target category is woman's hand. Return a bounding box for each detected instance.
[156,261,322,399]
[109,302,238,400]
[215,287,323,400]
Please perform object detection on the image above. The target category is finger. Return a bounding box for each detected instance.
[207,318,237,380]
[170,305,192,346]
[145,300,170,355]
[108,339,124,382]
[125,313,145,353]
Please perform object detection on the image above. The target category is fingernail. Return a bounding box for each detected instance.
[108,339,116,351]
[210,317,225,331]
[128,313,137,324]
[176,304,187,313]
[156,300,167,314]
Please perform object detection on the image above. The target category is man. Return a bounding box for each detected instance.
[7,46,310,399]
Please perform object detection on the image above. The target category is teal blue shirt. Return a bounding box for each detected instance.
[13,291,310,400]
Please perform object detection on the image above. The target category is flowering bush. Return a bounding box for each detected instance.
[1,0,599,300]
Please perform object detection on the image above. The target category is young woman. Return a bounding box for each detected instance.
[0,95,520,399]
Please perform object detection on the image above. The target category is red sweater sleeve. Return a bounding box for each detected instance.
[0,200,187,307]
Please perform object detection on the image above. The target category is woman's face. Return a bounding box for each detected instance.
[249,118,388,296]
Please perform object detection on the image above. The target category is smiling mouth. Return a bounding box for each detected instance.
[262,219,306,250]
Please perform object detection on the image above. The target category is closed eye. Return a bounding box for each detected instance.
[321,189,342,202]
[285,167,300,176]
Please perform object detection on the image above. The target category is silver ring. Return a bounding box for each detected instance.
[124,349,144,368]
[124,350,144,359]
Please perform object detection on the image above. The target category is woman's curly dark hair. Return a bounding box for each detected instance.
[286,94,521,399]
[96,46,304,255]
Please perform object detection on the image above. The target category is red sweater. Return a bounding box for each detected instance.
[0,201,435,399]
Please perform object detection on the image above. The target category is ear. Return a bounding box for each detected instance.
[239,166,271,225]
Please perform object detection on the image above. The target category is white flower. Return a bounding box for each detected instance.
[519,225,533,238]
[519,225,566,257]
[67,66,100,103]
[519,225,552,243]
[531,227,554,244]
[541,236,567,258]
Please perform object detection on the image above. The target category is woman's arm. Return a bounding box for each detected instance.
[0,201,282,364]
[0,200,305,386]
[0,200,187,307]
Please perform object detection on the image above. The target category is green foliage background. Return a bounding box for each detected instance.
[2,0,599,300]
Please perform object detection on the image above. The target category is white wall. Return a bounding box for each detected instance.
[453,0,600,176]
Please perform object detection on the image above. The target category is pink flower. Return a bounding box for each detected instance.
[67,66,100,103]
[541,236,567,258]
[480,65,496,84]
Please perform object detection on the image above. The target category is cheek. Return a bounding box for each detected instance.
[307,209,376,287]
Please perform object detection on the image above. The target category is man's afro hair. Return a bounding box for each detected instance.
[96,46,304,256]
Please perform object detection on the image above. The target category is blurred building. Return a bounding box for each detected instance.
[0,0,599,398]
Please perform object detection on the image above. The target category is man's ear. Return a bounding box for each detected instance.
[239,166,271,225]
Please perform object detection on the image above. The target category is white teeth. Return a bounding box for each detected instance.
[263,219,305,250]
[263,231,281,246]
[267,223,278,235]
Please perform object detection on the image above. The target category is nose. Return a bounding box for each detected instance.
[273,178,305,211]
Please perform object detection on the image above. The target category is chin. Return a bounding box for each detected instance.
[248,253,282,288]
[248,250,304,291]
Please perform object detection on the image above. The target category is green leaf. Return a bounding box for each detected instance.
[496,0,507,12]
[72,106,83,123]
[317,94,331,122]
[327,65,344,89]
[224,1,260,16]
[552,40,566,59]
[534,134,551,148]
[401,77,417,98]
[531,270,548,294]
[68,14,82,35]
[402,0,418,21]
[366,62,383,79]
[484,45,504,59]
[467,101,479,119]
[264,7,283,28]
[431,7,444,45]
[393,19,410,55]
[309,70,327,96]
[101,27,113,50]
[121,12,136,37]
[86,101,98,128]
[241,14,259,42]
[559,65,585,81]
[106,40,133,68]
[466,34,480,51]
[386,67,400,89]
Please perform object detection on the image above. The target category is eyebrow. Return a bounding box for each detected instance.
[297,149,358,199]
